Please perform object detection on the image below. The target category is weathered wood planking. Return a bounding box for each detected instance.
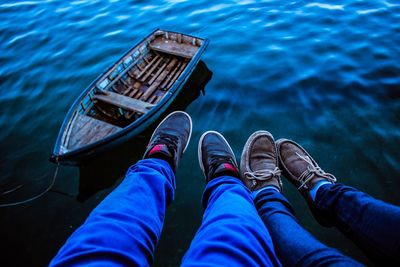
[138,56,162,81]
[166,60,187,89]
[94,91,154,114]
[148,59,170,85]
[150,38,199,58]
[161,61,182,89]
[68,114,121,149]
[142,58,178,100]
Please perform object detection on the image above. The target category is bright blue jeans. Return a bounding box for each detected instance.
[255,183,400,266]
[50,158,281,266]
[182,176,281,266]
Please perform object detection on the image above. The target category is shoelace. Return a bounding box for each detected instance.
[151,134,178,155]
[244,167,282,188]
[296,152,337,189]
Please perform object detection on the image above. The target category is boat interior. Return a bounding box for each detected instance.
[59,30,204,153]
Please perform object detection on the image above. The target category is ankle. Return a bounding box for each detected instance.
[144,144,175,171]
[309,180,332,201]
[250,185,280,200]
[209,162,239,181]
[146,152,174,169]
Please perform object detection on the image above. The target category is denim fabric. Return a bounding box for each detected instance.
[50,158,175,267]
[316,183,400,265]
[182,176,281,267]
[255,189,363,267]
[50,160,281,267]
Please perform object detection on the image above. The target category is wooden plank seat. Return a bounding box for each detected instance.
[150,39,199,58]
[93,90,154,114]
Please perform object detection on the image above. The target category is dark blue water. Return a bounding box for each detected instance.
[1,0,400,266]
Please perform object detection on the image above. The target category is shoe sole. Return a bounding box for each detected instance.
[198,130,237,181]
[149,110,193,153]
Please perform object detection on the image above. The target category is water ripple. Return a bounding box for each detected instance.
[189,3,232,16]
[1,0,400,265]
[306,3,345,11]
[0,1,41,8]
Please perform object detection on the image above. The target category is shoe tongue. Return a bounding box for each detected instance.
[250,151,276,172]
[213,162,239,178]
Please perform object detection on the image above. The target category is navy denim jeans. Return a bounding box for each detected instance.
[255,183,400,266]
[316,183,400,265]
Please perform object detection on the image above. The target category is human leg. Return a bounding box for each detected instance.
[255,188,363,267]
[182,131,281,266]
[277,138,400,265]
[50,111,192,267]
[315,183,400,265]
[50,158,175,267]
[241,131,361,267]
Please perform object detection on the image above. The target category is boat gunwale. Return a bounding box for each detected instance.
[51,28,209,164]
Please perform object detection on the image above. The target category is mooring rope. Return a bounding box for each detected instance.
[0,184,24,196]
[0,164,60,208]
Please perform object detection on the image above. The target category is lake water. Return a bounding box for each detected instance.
[1,0,399,266]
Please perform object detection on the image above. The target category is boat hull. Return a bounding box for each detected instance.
[51,29,208,165]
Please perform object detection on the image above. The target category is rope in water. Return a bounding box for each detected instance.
[0,164,59,208]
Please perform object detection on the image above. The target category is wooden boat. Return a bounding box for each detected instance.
[51,29,208,165]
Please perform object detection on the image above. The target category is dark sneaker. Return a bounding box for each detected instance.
[240,131,282,192]
[198,131,239,182]
[143,111,192,172]
[276,138,336,226]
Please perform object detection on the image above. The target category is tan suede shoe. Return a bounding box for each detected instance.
[240,131,282,192]
[276,139,336,190]
[276,138,336,226]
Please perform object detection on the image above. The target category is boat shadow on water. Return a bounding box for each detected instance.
[76,61,212,201]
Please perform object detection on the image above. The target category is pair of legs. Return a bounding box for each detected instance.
[50,111,400,266]
[50,112,280,266]
[255,183,400,266]
[241,131,400,266]
[49,158,278,266]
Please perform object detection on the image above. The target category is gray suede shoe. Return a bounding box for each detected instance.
[240,131,282,192]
